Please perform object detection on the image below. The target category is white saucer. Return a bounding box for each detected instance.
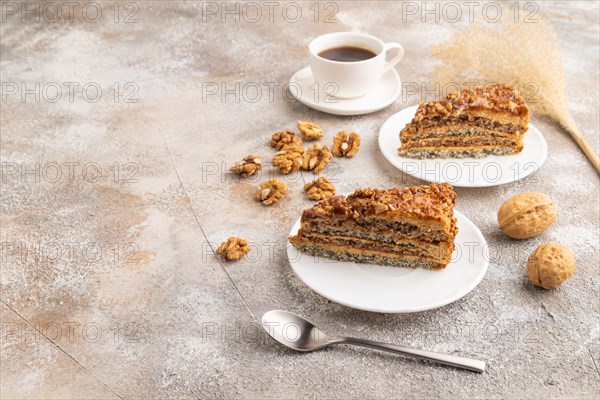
[378,105,548,187]
[287,210,488,313]
[288,66,401,116]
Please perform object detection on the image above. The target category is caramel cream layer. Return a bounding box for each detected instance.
[401,123,527,142]
[400,135,522,150]
[294,231,454,263]
[303,216,457,244]
[399,144,522,153]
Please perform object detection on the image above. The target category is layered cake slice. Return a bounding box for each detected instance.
[288,183,458,270]
[398,84,529,159]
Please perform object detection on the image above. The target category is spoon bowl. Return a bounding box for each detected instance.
[262,309,334,352]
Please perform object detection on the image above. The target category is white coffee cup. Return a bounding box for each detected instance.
[309,32,404,99]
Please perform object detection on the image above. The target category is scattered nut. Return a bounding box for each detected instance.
[332,131,361,157]
[527,242,576,289]
[216,237,251,261]
[304,177,336,201]
[297,120,323,140]
[272,144,304,174]
[374,203,388,214]
[371,202,389,214]
[302,143,332,173]
[498,192,557,239]
[229,155,262,177]
[270,130,302,150]
[256,179,288,205]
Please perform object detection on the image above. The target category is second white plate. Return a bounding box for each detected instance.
[287,210,489,313]
[378,105,547,187]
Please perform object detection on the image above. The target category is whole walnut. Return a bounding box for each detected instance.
[498,192,557,239]
[527,242,575,289]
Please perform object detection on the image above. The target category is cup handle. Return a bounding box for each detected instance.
[382,42,404,75]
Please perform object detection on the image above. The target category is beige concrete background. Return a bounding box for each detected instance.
[1,1,599,398]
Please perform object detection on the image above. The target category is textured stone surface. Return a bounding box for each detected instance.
[1,1,599,398]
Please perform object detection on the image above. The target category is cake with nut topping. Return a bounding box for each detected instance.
[398,84,529,159]
[288,183,458,270]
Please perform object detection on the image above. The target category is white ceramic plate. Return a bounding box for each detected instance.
[378,105,548,187]
[288,66,401,116]
[287,210,488,313]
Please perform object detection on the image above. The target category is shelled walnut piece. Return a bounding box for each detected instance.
[297,120,323,140]
[302,143,332,173]
[229,155,262,177]
[304,177,336,201]
[333,131,361,157]
[256,179,288,205]
[216,237,250,261]
[270,130,302,150]
[273,144,304,174]
[527,242,576,289]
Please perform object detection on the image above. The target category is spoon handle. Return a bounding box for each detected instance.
[336,336,485,373]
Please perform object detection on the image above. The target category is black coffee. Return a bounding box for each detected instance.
[318,46,377,62]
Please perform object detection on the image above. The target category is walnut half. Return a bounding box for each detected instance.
[297,120,323,140]
[304,177,336,201]
[333,131,361,157]
[256,179,288,205]
[302,143,332,174]
[216,237,250,261]
[272,144,304,174]
[270,130,302,150]
[229,155,262,177]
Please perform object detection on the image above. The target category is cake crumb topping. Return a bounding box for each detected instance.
[413,84,528,122]
[306,183,457,223]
